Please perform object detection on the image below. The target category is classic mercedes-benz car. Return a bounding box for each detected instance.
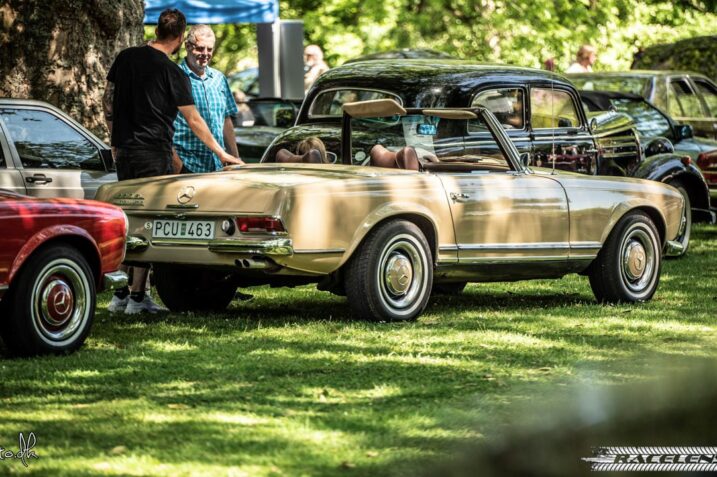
[265,60,710,256]
[96,100,684,322]
[0,190,127,356]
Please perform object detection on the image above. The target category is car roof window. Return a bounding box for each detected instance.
[693,79,717,116]
[670,79,708,118]
[530,88,580,129]
[309,89,402,119]
[471,88,525,131]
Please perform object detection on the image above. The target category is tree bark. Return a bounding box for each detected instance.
[0,0,144,139]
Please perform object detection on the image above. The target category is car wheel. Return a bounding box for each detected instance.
[432,282,467,295]
[345,219,433,321]
[666,179,691,257]
[0,245,95,356]
[588,211,661,303]
[154,266,236,312]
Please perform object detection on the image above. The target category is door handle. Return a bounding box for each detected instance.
[450,192,470,202]
[26,174,53,184]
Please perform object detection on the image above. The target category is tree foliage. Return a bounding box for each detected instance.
[633,35,717,80]
[279,0,717,72]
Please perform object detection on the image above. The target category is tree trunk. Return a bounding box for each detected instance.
[0,0,144,139]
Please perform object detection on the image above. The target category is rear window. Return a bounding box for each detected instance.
[309,89,402,118]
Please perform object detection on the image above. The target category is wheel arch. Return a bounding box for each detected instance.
[338,211,438,269]
[663,170,710,216]
[9,229,101,288]
[603,205,667,248]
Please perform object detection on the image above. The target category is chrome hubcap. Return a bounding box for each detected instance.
[384,255,413,295]
[32,260,89,343]
[619,225,657,295]
[623,241,647,280]
[376,234,427,316]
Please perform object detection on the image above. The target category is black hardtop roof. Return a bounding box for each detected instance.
[568,70,710,78]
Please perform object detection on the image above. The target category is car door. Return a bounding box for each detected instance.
[0,120,27,195]
[690,77,717,140]
[667,77,714,140]
[0,106,116,199]
[432,116,570,266]
[528,85,598,175]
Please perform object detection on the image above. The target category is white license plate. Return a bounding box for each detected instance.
[152,220,215,240]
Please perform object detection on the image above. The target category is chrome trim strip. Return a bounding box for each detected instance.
[439,245,459,252]
[166,204,200,209]
[457,242,570,251]
[103,271,128,291]
[293,249,345,254]
[570,241,602,249]
[125,235,294,256]
[570,254,598,260]
[459,255,569,264]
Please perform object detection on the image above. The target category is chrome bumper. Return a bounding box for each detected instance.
[126,235,294,256]
[103,271,128,290]
[665,240,685,257]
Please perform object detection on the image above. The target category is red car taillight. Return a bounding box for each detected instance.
[235,216,286,234]
[697,150,717,185]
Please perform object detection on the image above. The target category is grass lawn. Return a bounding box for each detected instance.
[0,224,715,476]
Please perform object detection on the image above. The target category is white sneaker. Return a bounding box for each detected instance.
[108,295,129,313]
[124,295,166,315]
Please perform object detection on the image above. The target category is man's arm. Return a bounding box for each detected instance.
[102,81,114,138]
[223,116,240,158]
[178,105,244,165]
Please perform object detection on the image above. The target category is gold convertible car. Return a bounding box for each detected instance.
[96,100,685,321]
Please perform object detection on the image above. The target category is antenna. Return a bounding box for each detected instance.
[550,76,556,174]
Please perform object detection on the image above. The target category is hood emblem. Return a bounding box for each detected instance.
[177,186,196,204]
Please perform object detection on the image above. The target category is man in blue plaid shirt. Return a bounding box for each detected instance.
[173,25,244,173]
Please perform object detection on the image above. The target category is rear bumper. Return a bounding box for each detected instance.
[127,236,293,256]
[103,271,128,291]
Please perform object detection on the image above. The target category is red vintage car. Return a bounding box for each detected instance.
[0,190,127,356]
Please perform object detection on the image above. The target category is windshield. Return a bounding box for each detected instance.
[608,98,672,138]
[571,77,650,97]
[350,112,513,172]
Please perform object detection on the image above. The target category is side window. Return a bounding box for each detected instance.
[471,88,525,131]
[0,108,103,171]
[530,88,580,129]
[693,79,717,116]
[308,89,402,118]
[670,80,706,118]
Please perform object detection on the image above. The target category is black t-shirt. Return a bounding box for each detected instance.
[107,45,194,152]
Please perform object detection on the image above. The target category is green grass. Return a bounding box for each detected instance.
[1,225,715,476]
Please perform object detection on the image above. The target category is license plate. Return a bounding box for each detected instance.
[152,220,215,240]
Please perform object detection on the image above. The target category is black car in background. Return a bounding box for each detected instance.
[580,90,717,205]
[569,71,717,140]
[233,97,301,162]
[263,60,711,255]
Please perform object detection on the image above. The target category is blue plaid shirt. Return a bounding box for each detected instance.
[173,60,238,173]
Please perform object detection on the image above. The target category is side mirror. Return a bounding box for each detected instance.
[644,137,675,157]
[519,152,531,168]
[675,124,694,140]
[100,149,115,171]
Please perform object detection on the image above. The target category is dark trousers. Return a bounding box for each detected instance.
[115,148,173,181]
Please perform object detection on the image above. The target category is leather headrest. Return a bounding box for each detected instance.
[275,148,324,164]
[369,144,397,168]
[396,146,419,171]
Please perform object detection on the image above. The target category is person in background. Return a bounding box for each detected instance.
[173,24,244,174]
[103,9,239,314]
[566,44,597,73]
[303,44,329,92]
[543,57,556,72]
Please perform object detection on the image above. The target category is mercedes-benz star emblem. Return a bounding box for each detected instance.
[177,186,196,204]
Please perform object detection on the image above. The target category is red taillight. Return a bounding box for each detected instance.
[697,150,717,185]
[235,216,285,234]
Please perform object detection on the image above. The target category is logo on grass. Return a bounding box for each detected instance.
[0,432,38,467]
[582,447,717,472]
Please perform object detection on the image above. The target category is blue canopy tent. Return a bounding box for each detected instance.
[143,0,303,99]
[144,0,278,24]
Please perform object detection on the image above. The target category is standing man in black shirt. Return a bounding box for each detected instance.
[102,8,243,314]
